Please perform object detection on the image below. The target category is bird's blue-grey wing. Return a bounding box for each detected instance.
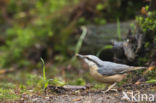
[97,61,131,75]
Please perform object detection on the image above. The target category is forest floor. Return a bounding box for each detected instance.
[2,81,156,103]
[14,88,156,103]
[0,64,156,103]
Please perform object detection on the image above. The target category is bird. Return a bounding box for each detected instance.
[76,54,146,93]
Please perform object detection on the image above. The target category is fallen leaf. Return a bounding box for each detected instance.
[72,98,81,102]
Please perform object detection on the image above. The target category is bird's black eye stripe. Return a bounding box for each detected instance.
[86,57,101,66]
[86,57,92,61]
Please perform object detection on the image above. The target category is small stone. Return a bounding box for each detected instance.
[45,96,49,100]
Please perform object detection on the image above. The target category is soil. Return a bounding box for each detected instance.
[5,83,156,103]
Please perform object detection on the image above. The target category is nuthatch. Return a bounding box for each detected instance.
[76,54,146,93]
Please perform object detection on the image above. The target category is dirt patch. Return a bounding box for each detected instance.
[15,90,156,103]
[10,83,156,103]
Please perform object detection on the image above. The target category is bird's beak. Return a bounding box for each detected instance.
[75,54,85,59]
[76,54,89,65]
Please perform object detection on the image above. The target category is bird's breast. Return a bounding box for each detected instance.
[89,65,127,84]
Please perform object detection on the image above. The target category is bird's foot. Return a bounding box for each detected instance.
[102,82,117,93]
[102,89,118,93]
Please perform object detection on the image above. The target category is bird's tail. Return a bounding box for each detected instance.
[129,66,146,71]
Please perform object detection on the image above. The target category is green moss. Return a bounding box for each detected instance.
[93,83,106,89]
[0,83,16,89]
[0,88,19,100]
[49,78,65,86]
[0,82,19,100]
[146,79,156,84]
[68,78,86,86]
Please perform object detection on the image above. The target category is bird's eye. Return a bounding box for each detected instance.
[86,57,90,60]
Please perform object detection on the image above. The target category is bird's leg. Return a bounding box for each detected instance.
[103,82,117,93]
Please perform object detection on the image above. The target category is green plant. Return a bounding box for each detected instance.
[96,45,112,57]
[136,11,156,35]
[94,17,107,25]
[40,58,48,89]
[41,58,46,81]
[72,26,87,60]
[117,17,121,40]
[0,0,80,68]
[40,58,66,88]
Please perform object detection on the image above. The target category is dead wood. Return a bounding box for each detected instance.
[45,85,91,94]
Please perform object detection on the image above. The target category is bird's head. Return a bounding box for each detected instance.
[76,54,102,67]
